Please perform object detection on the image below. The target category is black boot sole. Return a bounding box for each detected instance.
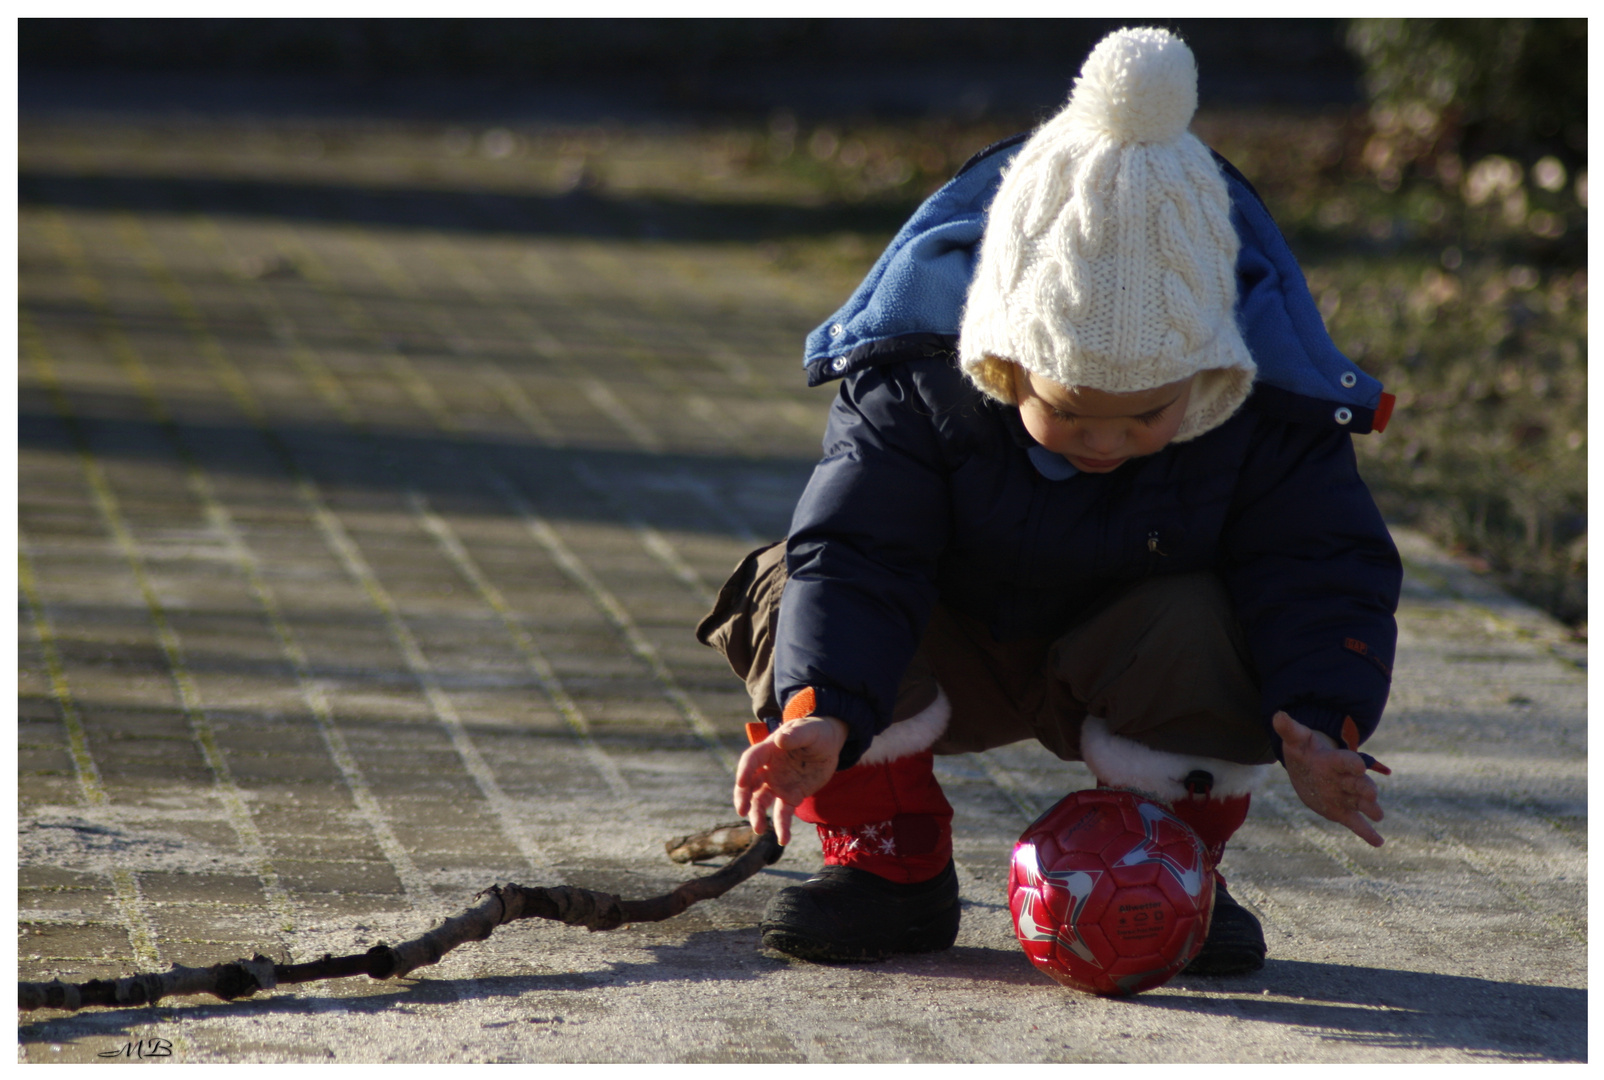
[1182,882,1266,975]
[762,903,961,963]
[760,861,961,963]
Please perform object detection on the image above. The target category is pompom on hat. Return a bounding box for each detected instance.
[959,27,1255,442]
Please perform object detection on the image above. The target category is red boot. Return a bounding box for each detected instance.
[1166,786,1264,974]
[759,693,960,962]
[796,751,954,884]
[1168,786,1252,872]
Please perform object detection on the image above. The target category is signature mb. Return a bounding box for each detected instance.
[99,1038,173,1059]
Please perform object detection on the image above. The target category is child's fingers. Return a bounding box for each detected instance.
[732,767,755,818]
[1346,770,1380,799]
[741,786,760,833]
[733,781,755,822]
[771,721,812,751]
[1271,710,1306,746]
[1350,795,1384,822]
[735,735,780,786]
[734,737,794,818]
[1342,776,1381,812]
[1277,708,1387,846]
[732,744,763,808]
[1343,811,1385,847]
[746,784,776,836]
[1339,776,1384,828]
[1321,747,1367,779]
[772,799,797,846]
[1340,771,1376,796]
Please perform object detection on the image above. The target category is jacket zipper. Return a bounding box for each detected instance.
[1146,529,1168,572]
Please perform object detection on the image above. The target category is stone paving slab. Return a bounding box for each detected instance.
[15,111,1587,1063]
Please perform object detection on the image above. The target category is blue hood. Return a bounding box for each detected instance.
[803,136,1390,433]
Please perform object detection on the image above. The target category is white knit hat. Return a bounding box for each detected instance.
[959,27,1255,442]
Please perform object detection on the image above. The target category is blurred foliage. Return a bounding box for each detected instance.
[1334,19,1586,629]
[1310,252,1586,628]
[1346,18,1586,192]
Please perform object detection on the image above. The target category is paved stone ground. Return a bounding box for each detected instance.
[16,109,1587,1063]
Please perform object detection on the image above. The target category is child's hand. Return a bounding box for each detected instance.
[1272,711,1386,847]
[733,716,848,845]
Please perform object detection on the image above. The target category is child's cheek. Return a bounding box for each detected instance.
[1019,407,1062,453]
[1145,414,1186,454]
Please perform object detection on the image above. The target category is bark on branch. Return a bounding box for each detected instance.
[19,830,783,1013]
[665,821,757,864]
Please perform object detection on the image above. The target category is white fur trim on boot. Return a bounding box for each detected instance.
[1079,716,1268,802]
[856,687,951,766]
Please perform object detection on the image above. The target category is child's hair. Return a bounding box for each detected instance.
[965,353,1023,406]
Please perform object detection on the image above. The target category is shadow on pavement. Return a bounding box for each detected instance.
[17,948,1586,1062]
[17,700,752,759]
[17,928,784,1046]
[1144,959,1585,1061]
[19,939,1043,1053]
[20,390,818,537]
[19,169,918,244]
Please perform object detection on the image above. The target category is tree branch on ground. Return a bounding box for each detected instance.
[19,828,783,1014]
[665,821,756,863]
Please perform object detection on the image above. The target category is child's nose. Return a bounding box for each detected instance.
[1081,424,1123,453]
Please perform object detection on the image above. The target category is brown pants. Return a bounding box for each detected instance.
[696,542,1275,767]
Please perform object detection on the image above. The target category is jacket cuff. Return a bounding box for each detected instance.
[778,684,882,772]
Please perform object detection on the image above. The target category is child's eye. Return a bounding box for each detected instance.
[1046,404,1168,424]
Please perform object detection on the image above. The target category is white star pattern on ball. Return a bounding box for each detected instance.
[1113,801,1206,897]
[1013,844,1103,967]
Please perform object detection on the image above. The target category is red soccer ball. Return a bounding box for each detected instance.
[1008,787,1214,996]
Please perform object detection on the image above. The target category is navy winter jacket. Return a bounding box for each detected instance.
[774,136,1403,770]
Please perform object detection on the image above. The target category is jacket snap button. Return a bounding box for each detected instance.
[1340,372,1357,388]
[832,357,849,372]
[830,323,845,336]
[1334,407,1353,424]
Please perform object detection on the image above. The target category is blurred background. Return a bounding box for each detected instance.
[19,17,1587,630]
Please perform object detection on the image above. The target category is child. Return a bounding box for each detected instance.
[699,27,1400,974]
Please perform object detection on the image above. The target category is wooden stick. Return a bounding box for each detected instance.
[19,831,783,1013]
[664,821,757,864]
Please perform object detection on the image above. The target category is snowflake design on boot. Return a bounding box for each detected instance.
[819,820,898,860]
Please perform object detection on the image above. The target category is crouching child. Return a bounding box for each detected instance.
[698,27,1401,977]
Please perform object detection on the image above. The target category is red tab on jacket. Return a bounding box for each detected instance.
[1373,392,1396,433]
[1342,715,1393,776]
[782,687,818,722]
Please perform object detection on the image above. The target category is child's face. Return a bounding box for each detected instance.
[1014,368,1195,473]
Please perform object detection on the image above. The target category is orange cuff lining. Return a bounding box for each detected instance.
[782,687,817,722]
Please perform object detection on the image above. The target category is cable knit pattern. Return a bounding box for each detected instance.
[959,26,1256,442]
